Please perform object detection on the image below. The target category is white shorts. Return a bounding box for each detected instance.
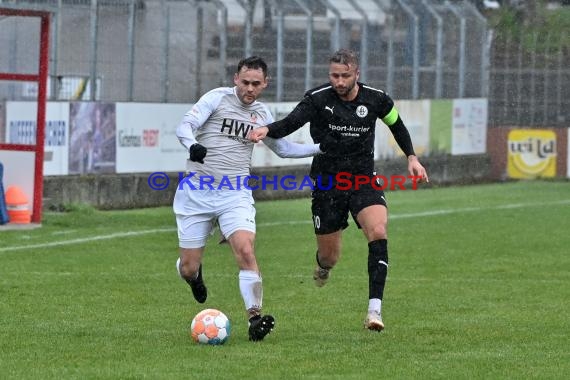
[173,185,256,249]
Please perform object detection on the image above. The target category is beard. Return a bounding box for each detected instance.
[238,90,256,104]
[333,80,356,97]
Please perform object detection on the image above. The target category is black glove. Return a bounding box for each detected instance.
[189,143,207,164]
[319,130,342,153]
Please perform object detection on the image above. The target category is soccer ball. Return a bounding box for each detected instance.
[190,308,231,345]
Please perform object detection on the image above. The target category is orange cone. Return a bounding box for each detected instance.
[5,186,31,224]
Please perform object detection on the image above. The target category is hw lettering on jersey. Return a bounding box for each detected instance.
[220,118,255,139]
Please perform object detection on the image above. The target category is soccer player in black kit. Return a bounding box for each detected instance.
[248,49,429,331]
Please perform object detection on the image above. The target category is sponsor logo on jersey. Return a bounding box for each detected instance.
[328,123,370,137]
[325,105,334,114]
[220,118,255,139]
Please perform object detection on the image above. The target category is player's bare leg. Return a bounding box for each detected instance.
[314,231,342,287]
[177,247,207,303]
[357,205,388,331]
[227,230,275,341]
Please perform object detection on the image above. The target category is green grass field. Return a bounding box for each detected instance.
[1,180,569,379]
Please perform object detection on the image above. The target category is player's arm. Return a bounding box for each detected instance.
[382,107,415,157]
[266,98,316,138]
[251,102,321,158]
[177,103,210,149]
[248,97,316,142]
[382,106,429,182]
[176,92,217,163]
[262,136,322,158]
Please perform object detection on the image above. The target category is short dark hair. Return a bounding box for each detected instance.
[329,49,359,68]
[237,56,268,78]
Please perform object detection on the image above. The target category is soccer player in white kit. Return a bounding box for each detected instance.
[174,56,321,341]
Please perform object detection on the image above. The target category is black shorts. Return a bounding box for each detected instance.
[311,182,387,235]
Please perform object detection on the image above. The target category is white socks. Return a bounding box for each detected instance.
[239,270,263,312]
[368,298,382,315]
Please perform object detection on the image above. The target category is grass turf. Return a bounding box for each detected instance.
[1,180,569,379]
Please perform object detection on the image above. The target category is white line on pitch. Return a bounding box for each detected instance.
[1,199,568,253]
[0,228,174,253]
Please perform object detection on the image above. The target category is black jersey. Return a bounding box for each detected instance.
[267,82,396,178]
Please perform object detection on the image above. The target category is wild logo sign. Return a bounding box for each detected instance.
[507,129,557,179]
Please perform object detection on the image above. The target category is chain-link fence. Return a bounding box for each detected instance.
[0,0,568,127]
[489,26,569,127]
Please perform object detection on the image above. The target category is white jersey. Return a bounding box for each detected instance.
[177,86,320,186]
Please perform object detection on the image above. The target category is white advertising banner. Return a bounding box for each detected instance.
[375,99,431,160]
[451,98,488,155]
[5,101,70,176]
[115,103,190,173]
[2,98,479,178]
[251,102,314,168]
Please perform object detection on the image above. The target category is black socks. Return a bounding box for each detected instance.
[368,239,388,300]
